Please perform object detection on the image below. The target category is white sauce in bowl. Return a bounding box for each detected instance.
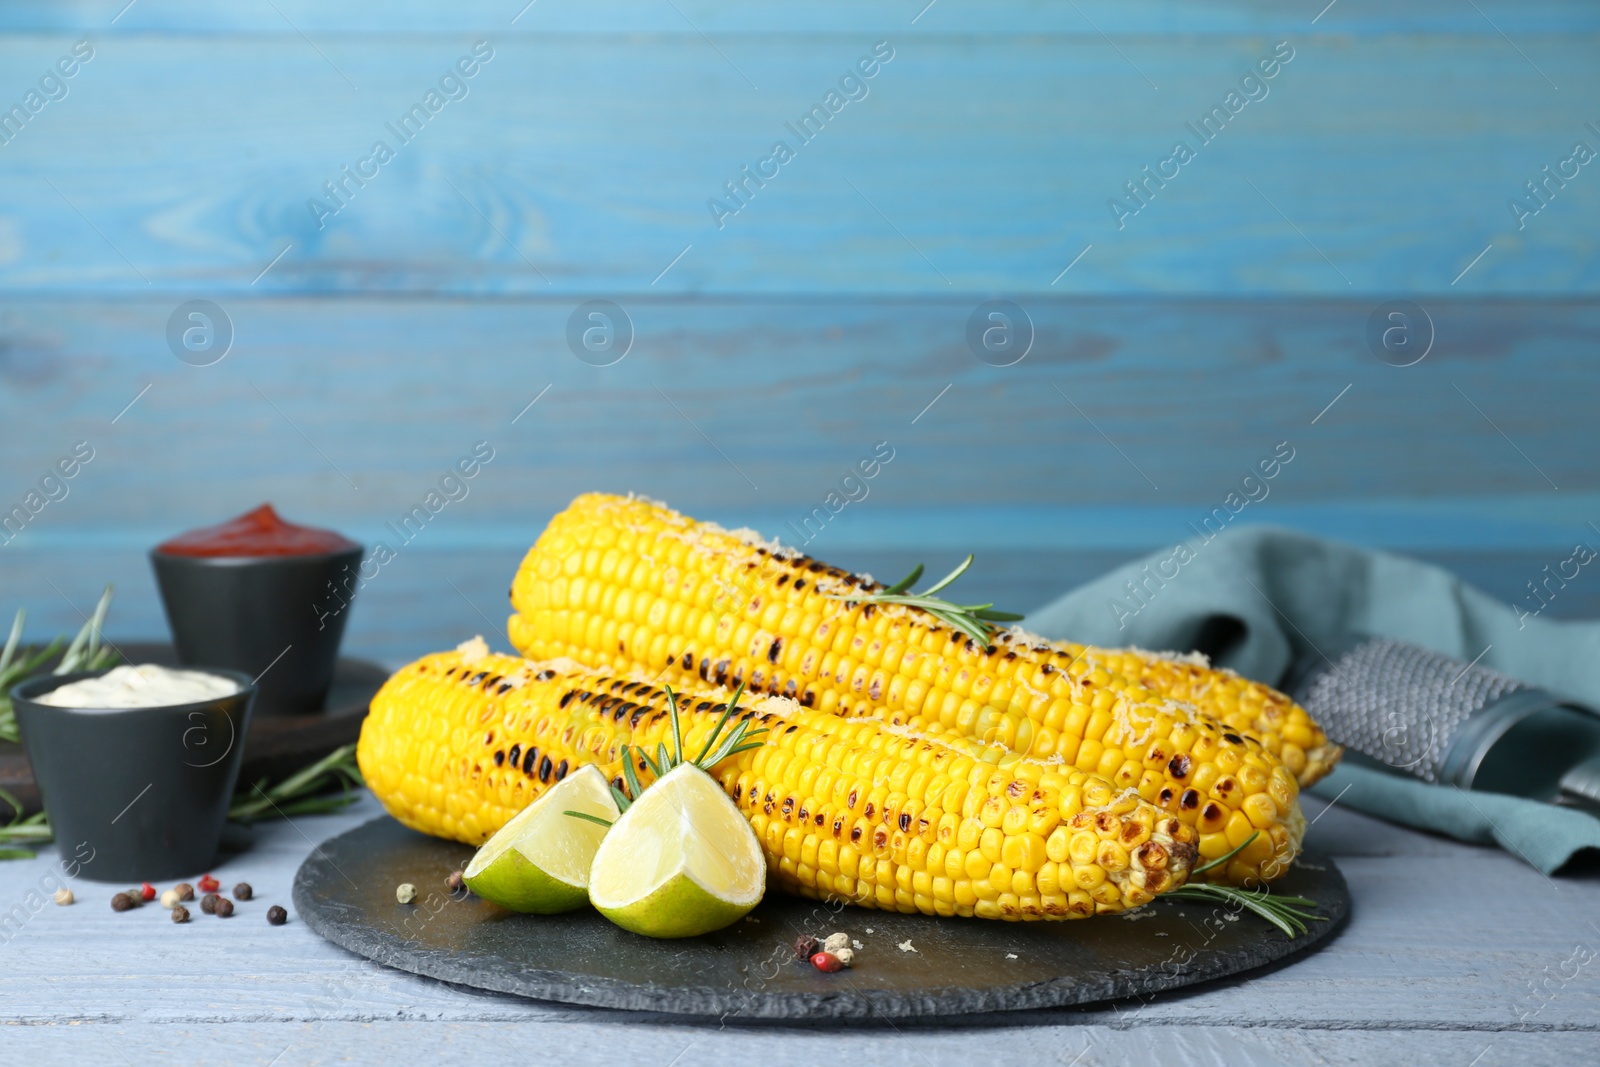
[36,664,242,709]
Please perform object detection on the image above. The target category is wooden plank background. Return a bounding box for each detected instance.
[1,1,1595,664]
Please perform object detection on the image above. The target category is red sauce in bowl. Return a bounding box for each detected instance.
[156,504,358,558]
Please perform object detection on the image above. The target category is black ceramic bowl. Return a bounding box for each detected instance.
[150,545,363,715]
[11,667,256,883]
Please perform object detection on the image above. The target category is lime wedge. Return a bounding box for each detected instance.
[589,763,766,938]
[463,764,619,913]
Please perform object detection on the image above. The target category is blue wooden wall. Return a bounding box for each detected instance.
[1,1,1595,663]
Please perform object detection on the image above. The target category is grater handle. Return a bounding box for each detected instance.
[1559,755,1600,812]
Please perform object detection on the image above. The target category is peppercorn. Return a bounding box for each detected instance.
[53,888,73,906]
[160,888,180,910]
[396,883,417,904]
[122,889,143,907]
[197,874,220,893]
[171,905,190,924]
[139,882,157,902]
[267,905,288,926]
[446,871,465,894]
[794,934,820,960]
[833,947,855,968]
[173,882,195,902]
[233,882,253,901]
[200,893,219,914]
[810,951,844,973]
[111,892,133,912]
[214,897,234,918]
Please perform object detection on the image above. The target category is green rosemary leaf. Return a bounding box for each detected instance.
[620,743,644,803]
[86,646,120,672]
[0,610,23,675]
[704,722,766,767]
[0,785,25,821]
[666,685,685,766]
[971,608,1026,622]
[68,585,112,668]
[0,823,51,843]
[564,810,614,828]
[1164,882,1326,939]
[883,564,924,596]
[15,639,64,679]
[695,702,738,765]
[832,554,1024,646]
[226,743,364,824]
[609,784,633,813]
[57,601,96,669]
[920,555,974,596]
[1192,831,1259,876]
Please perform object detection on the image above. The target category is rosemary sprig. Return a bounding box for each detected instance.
[227,742,365,823]
[0,743,367,858]
[563,810,616,829]
[567,679,767,827]
[0,786,53,858]
[1162,832,1326,938]
[824,555,1024,646]
[0,585,121,743]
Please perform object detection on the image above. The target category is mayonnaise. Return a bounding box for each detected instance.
[36,664,241,709]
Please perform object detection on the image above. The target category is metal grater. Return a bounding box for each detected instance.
[1284,635,1600,807]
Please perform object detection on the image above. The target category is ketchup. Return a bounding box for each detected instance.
[156,504,357,558]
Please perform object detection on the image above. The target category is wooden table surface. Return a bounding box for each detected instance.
[2,787,1596,1064]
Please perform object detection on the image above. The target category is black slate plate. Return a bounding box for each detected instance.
[294,816,1349,1021]
[0,641,386,814]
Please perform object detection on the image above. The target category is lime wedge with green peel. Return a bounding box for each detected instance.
[589,763,766,938]
[463,764,619,913]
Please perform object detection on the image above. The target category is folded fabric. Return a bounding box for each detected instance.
[1309,759,1600,875]
[1028,524,1600,873]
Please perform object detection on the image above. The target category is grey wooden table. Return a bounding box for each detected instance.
[3,790,1596,1066]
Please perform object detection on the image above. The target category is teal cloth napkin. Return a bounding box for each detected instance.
[1027,524,1600,874]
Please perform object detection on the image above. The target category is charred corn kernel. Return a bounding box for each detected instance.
[1053,643,1341,788]
[1092,882,1123,909]
[359,648,1200,920]
[507,494,1304,884]
[1096,840,1130,873]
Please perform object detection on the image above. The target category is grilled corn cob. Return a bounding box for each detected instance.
[1054,644,1341,785]
[358,646,1200,919]
[507,493,1307,884]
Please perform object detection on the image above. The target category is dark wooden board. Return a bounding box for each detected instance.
[0,641,386,814]
[293,815,1349,1021]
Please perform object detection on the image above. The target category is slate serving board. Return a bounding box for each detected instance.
[0,641,386,814]
[294,816,1349,1021]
